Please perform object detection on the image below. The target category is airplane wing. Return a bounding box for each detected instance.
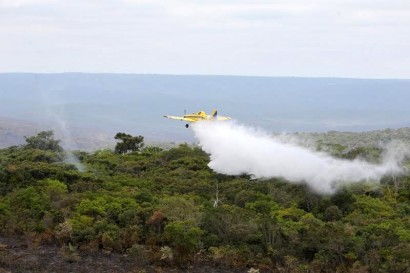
[163,115,196,122]
[216,116,231,121]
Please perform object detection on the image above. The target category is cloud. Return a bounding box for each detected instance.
[0,0,57,8]
[0,0,409,77]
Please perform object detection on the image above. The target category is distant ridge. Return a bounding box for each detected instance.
[0,73,409,143]
[2,72,410,81]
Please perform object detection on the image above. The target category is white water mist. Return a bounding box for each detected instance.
[192,121,407,194]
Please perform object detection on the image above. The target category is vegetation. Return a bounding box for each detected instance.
[0,131,409,272]
[24,130,63,152]
[114,132,144,154]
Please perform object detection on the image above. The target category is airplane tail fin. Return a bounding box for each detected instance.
[211,109,218,119]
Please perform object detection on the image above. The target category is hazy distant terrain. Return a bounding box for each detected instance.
[297,127,410,148]
[0,117,115,150]
[1,73,409,148]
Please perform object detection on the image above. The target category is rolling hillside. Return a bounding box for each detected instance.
[1,73,409,146]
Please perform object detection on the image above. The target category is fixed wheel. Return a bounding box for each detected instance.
[185,124,189,128]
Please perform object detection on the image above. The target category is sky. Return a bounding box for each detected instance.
[0,0,409,78]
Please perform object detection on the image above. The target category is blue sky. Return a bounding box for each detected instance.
[0,0,409,78]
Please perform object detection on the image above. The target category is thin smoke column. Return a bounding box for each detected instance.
[192,121,406,194]
[41,90,85,172]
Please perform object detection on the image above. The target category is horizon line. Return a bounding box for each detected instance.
[0,72,409,81]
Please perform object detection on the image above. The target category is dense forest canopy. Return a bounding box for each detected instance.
[0,131,409,272]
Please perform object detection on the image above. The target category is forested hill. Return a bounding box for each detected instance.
[0,131,409,272]
[1,73,410,144]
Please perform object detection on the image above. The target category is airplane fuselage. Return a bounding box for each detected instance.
[163,109,231,128]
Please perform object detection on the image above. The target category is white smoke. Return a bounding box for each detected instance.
[192,121,408,194]
[41,91,86,172]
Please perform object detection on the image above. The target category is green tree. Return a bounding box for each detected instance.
[164,220,203,263]
[114,133,144,154]
[5,186,51,232]
[160,196,202,224]
[24,131,63,152]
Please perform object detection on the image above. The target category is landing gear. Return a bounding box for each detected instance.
[185,124,189,128]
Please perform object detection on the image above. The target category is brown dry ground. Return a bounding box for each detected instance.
[0,236,248,273]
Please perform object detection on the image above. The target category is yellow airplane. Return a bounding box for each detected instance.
[163,109,231,128]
